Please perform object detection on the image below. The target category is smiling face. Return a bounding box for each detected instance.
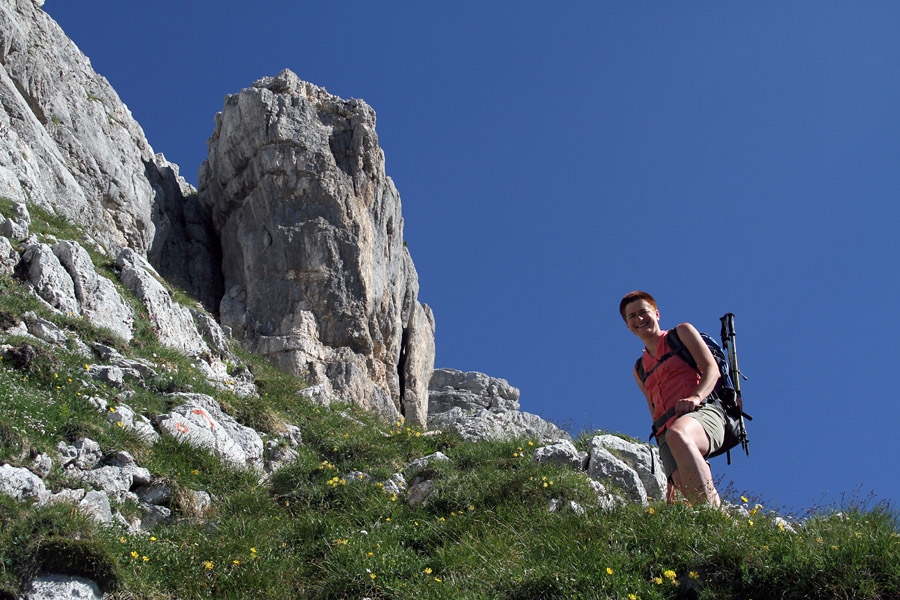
[623,299,661,339]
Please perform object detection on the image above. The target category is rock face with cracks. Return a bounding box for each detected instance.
[200,69,434,426]
[0,0,220,309]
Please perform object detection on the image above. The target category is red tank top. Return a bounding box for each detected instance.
[641,327,701,435]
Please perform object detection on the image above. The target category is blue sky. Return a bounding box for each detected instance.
[45,2,900,514]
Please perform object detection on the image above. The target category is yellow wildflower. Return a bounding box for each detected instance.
[203,561,214,570]
[434,577,442,583]
[628,595,637,600]
[142,556,149,562]
[370,573,377,580]
[606,567,613,575]
[424,567,433,574]
[130,551,139,559]
[652,577,663,585]
[647,507,655,515]
[233,560,240,565]
[741,495,749,503]
[689,571,699,580]
[663,570,677,580]
[119,537,127,544]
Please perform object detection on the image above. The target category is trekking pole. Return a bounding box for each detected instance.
[720,313,750,456]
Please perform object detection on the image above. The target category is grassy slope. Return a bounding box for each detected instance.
[0,202,897,600]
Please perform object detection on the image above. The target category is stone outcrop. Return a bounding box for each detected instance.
[199,69,434,425]
[428,368,569,442]
[24,574,103,600]
[0,463,49,503]
[19,242,81,316]
[156,393,265,471]
[590,434,667,500]
[531,434,668,506]
[55,240,134,341]
[0,0,219,307]
[531,439,588,470]
[19,231,205,348]
[117,248,208,356]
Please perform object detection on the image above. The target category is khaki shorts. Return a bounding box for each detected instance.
[658,403,726,480]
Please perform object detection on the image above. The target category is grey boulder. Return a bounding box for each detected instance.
[589,435,667,500]
[156,392,264,470]
[0,463,49,503]
[532,440,588,470]
[23,574,102,600]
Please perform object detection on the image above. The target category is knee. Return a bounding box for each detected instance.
[665,424,693,452]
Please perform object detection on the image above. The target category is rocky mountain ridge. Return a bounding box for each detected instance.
[0,1,574,459]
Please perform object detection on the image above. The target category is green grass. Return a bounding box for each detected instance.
[0,215,898,599]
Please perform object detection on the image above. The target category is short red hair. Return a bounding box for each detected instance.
[619,291,657,321]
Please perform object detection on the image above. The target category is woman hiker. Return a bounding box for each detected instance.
[620,291,725,506]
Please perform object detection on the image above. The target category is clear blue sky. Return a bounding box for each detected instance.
[45,2,900,514]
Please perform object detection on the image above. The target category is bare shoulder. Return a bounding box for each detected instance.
[674,323,716,366]
[673,322,702,338]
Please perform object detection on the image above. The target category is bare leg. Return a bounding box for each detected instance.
[665,417,720,506]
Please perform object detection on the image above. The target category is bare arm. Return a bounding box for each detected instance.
[633,364,654,416]
[673,323,720,415]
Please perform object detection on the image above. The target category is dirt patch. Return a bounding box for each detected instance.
[5,342,61,373]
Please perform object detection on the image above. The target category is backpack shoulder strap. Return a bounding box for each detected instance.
[636,328,685,384]
[664,325,700,373]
